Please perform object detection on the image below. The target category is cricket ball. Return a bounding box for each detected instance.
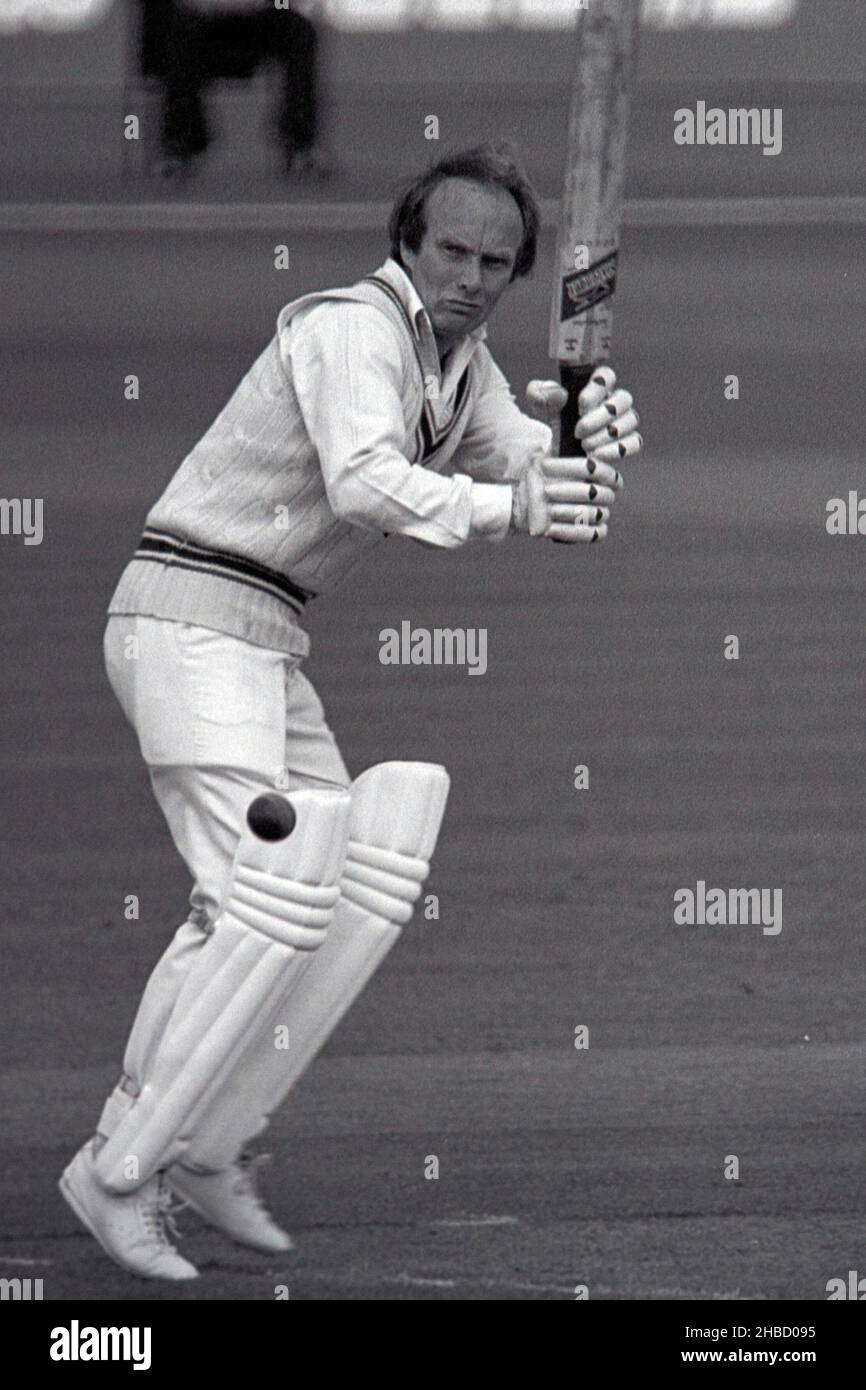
[247,793,297,842]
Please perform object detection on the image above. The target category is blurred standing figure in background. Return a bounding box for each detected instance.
[137,0,333,178]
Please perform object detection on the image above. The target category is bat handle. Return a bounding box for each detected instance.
[558,363,595,458]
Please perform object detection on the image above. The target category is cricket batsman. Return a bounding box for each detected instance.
[60,144,643,1279]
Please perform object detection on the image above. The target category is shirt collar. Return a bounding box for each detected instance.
[378,257,487,348]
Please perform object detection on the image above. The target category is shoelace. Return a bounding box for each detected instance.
[140,1178,187,1248]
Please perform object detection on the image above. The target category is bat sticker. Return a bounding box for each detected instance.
[559,250,619,321]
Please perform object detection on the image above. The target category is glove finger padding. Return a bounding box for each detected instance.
[544,479,617,506]
[542,456,624,491]
[586,432,643,463]
[515,457,613,541]
[579,408,641,454]
[547,520,608,544]
[577,365,617,414]
[524,458,552,536]
[575,389,634,439]
[549,504,609,525]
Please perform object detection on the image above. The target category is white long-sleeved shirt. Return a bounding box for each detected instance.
[108,258,552,655]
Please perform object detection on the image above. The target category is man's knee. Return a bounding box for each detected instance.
[150,765,291,930]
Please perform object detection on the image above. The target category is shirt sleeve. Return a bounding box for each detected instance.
[283,300,513,548]
[451,346,553,484]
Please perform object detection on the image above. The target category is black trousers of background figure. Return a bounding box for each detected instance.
[138,0,319,162]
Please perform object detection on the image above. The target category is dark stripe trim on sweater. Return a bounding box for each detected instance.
[135,529,316,615]
[419,365,471,462]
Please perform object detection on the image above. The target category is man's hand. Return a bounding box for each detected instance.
[572,365,642,463]
[526,367,643,462]
[510,453,617,544]
[516,367,642,544]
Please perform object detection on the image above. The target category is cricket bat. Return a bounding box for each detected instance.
[549,0,641,457]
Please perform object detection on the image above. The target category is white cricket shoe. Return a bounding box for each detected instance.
[169,1153,293,1253]
[60,1142,198,1281]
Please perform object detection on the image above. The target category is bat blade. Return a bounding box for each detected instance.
[549,0,641,456]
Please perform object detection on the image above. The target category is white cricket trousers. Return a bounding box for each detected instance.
[96,614,349,1145]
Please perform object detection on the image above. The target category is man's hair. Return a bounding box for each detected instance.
[388,142,540,281]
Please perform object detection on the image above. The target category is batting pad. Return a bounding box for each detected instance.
[95,787,350,1194]
[184,761,450,1172]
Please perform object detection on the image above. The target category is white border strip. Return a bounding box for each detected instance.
[0,196,862,234]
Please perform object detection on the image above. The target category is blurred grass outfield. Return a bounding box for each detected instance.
[0,0,863,200]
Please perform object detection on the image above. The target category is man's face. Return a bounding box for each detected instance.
[400,178,525,352]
